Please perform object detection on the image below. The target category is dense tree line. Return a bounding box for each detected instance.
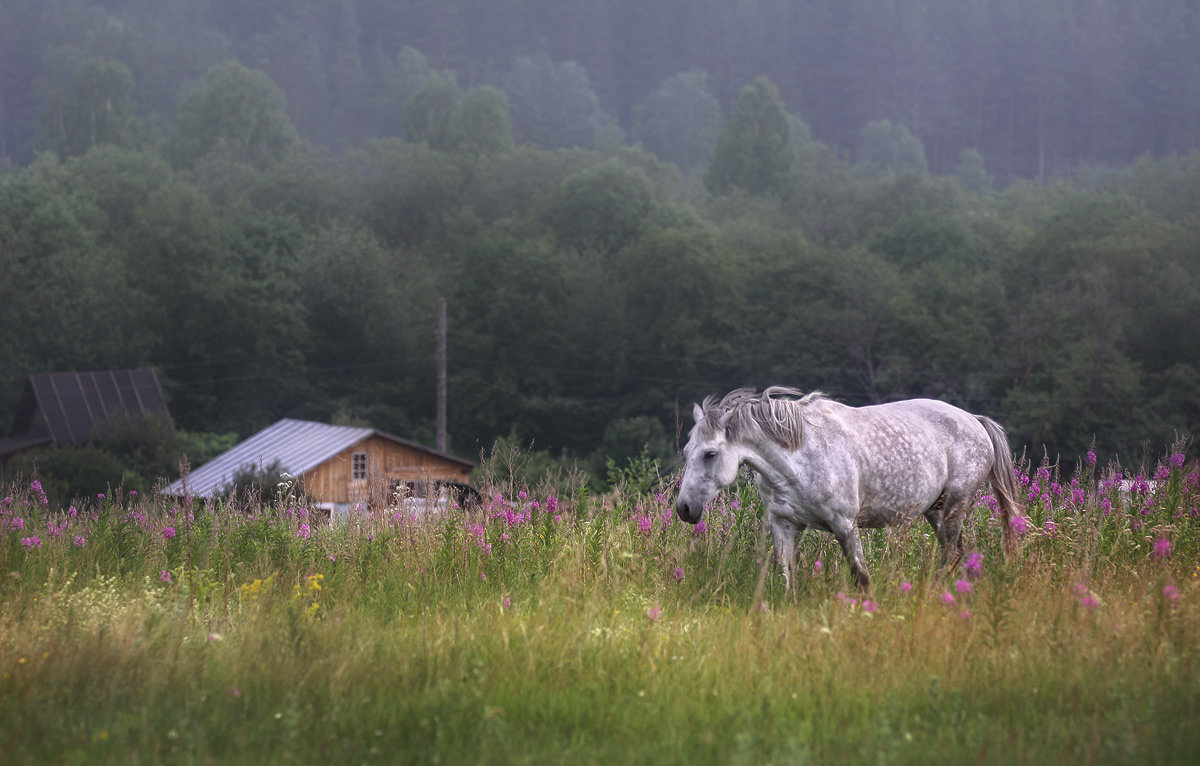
[2,1,1200,181]
[1,3,1198,483]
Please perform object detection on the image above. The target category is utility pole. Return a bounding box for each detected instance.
[436,297,447,453]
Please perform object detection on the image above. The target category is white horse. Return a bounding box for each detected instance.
[675,387,1022,589]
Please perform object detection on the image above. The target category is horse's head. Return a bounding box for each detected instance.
[675,400,743,524]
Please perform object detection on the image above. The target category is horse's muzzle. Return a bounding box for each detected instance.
[675,500,702,524]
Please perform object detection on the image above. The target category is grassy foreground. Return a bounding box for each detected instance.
[2,450,1198,764]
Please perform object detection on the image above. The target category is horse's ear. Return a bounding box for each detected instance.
[717,409,735,430]
[692,403,704,424]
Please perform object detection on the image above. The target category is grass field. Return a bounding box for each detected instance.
[2,449,1198,764]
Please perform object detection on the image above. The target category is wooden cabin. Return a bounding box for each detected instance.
[163,419,475,514]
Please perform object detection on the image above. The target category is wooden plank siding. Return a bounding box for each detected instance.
[301,435,473,507]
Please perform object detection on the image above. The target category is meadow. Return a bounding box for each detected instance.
[2,447,1198,764]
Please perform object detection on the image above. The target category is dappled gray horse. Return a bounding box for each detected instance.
[675,387,1022,589]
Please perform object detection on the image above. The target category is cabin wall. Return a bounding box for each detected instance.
[301,435,472,506]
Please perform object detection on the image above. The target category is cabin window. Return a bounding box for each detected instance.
[352,452,368,481]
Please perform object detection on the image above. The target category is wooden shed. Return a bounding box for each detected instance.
[163,419,474,514]
[0,369,171,482]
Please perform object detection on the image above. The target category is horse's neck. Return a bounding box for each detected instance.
[737,437,797,487]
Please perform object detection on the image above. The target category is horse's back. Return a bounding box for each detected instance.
[809,398,995,522]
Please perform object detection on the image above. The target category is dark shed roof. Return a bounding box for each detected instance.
[1,369,171,458]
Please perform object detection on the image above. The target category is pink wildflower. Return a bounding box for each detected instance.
[941,591,956,606]
[20,536,41,549]
[162,526,177,539]
[647,604,662,621]
[160,570,172,583]
[861,599,879,614]
[899,581,913,593]
[297,524,311,539]
[673,567,685,582]
[963,552,983,578]
[954,579,972,594]
[1164,584,1181,605]
[1153,537,1171,560]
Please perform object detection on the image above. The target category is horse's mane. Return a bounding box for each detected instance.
[696,386,827,450]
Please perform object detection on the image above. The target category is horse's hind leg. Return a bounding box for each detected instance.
[925,491,967,570]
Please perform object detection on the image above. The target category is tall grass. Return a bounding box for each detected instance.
[2,447,1198,764]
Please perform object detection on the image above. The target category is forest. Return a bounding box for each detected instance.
[1,0,1199,489]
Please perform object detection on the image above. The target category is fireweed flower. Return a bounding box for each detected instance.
[1010,515,1029,537]
[861,599,879,614]
[1075,584,1099,609]
[954,579,973,594]
[1164,584,1181,605]
[636,514,653,536]
[74,535,86,547]
[673,567,685,582]
[1086,450,1097,467]
[812,560,824,575]
[941,591,956,606]
[963,552,984,578]
[20,536,41,549]
[162,526,177,539]
[160,570,172,583]
[297,524,311,539]
[1153,538,1171,559]
[693,520,707,538]
[900,581,913,593]
[647,604,662,622]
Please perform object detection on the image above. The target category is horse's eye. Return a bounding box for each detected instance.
[703,450,718,461]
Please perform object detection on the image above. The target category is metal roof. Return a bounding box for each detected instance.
[2,369,171,458]
[164,418,474,498]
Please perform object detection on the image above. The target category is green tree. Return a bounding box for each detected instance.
[632,70,721,174]
[453,85,513,156]
[545,159,656,255]
[402,72,461,149]
[704,76,793,197]
[167,62,299,169]
[505,54,612,150]
[856,119,928,178]
[39,58,139,158]
[954,148,993,193]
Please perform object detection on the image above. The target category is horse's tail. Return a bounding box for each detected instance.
[977,415,1023,559]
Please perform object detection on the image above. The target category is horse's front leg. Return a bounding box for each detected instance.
[830,517,871,590]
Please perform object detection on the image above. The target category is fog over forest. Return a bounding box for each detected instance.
[2,0,1199,493]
